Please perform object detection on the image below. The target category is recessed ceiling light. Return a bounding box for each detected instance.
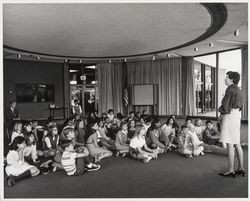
[85,65,96,69]
[209,43,214,47]
[234,30,239,36]
[69,69,79,72]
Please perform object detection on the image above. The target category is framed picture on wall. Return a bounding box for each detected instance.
[16,84,55,103]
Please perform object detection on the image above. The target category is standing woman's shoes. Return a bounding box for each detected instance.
[235,170,246,177]
[218,172,236,178]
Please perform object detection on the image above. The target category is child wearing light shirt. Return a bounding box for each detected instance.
[129,125,158,163]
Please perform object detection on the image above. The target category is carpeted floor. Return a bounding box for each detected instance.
[4,147,248,198]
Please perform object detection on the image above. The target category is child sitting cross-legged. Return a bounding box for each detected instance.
[61,139,100,176]
[5,136,40,187]
[129,125,158,163]
[177,125,204,158]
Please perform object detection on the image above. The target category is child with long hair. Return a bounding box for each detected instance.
[86,122,113,162]
[129,125,158,163]
[74,119,87,145]
[147,118,166,154]
[127,119,136,141]
[160,116,177,151]
[115,121,130,157]
[42,125,63,172]
[97,119,116,151]
[23,123,43,163]
[11,121,23,143]
[5,136,40,187]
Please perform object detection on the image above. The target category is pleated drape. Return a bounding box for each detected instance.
[241,46,248,120]
[97,57,196,116]
[97,63,123,115]
[182,57,196,116]
[127,58,183,115]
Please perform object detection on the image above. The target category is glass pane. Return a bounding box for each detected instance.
[70,85,97,117]
[194,54,216,67]
[193,55,217,117]
[194,61,202,114]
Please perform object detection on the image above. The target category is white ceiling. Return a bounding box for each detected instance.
[3,3,248,63]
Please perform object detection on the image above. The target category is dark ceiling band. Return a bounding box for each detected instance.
[3,3,227,59]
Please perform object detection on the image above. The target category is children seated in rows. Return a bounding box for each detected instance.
[129,125,158,163]
[5,136,40,187]
[115,121,130,157]
[61,139,100,176]
[86,123,113,162]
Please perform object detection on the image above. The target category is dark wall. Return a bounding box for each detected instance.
[4,59,65,120]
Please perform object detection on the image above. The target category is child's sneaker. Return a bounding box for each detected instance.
[115,151,120,157]
[40,159,53,168]
[121,153,127,157]
[185,154,193,158]
[39,167,49,175]
[85,163,101,172]
[143,156,152,163]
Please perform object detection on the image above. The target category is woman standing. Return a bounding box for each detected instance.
[218,71,244,178]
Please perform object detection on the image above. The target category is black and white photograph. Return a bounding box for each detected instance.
[2,1,248,200]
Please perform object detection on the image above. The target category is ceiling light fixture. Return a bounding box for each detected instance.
[233,30,240,36]
[124,58,127,62]
[17,54,21,58]
[64,59,68,63]
[194,47,198,52]
[79,60,82,63]
[209,42,214,47]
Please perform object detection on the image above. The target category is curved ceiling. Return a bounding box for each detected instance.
[3,3,248,62]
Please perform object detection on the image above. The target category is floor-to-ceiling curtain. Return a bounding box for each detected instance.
[127,58,183,115]
[182,57,196,116]
[97,63,123,116]
[127,60,153,114]
[153,58,182,115]
[241,45,248,120]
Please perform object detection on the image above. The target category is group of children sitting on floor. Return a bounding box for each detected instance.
[4,109,228,187]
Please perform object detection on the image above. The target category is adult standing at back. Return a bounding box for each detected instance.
[218,71,245,178]
[5,101,20,133]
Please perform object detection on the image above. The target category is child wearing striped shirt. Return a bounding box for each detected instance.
[61,139,100,176]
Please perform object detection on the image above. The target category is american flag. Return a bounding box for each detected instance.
[124,88,129,106]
